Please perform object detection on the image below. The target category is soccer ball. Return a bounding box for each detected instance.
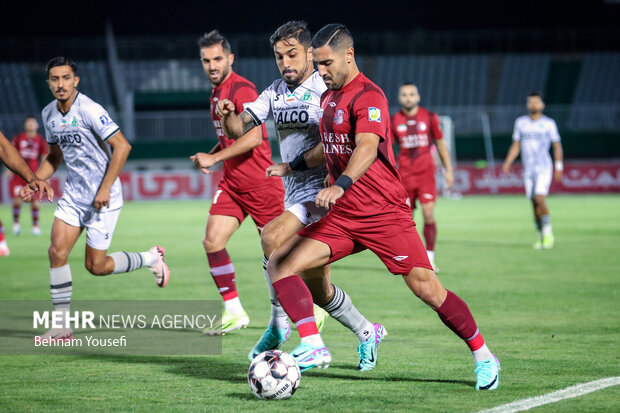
[248,350,301,400]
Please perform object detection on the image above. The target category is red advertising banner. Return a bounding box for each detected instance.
[451,162,620,195]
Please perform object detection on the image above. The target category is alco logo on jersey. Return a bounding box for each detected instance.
[334,109,345,125]
[368,107,381,122]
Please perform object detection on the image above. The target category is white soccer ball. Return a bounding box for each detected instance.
[248,350,301,400]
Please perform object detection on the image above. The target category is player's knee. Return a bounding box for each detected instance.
[202,235,224,253]
[84,259,108,276]
[405,268,444,307]
[260,226,283,257]
[48,244,69,265]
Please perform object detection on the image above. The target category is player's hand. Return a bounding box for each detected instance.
[554,170,563,183]
[502,163,511,175]
[19,184,35,202]
[323,174,332,188]
[190,153,217,174]
[315,185,344,210]
[215,99,236,118]
[94,186,111,210]
[444,170,454,190]
[266,163,292,178]
[28,178,54,202]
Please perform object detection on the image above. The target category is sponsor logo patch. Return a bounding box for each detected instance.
[368,107,381,122]
[328,101,337,107]
[99,115,110,126]
[71,116,78,127]
[392,255,409,261]
[417,121,427,132]
[397,124,407,132]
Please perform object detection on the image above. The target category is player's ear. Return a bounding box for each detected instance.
[306,46,313,62]
[345,47,354,64]
[74,76,80,88]
[228,53,235,66]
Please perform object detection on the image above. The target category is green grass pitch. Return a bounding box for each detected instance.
[1,195,619,412]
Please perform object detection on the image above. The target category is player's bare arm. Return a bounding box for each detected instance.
[435,139,454,189]
[94,131,131,210]
[191,126,262,174]
[266,143,326,178]
[316,133,380,209]
[552,141,564,182]
[0,132,54,202]
[502,140,521,174]
[216,100,258,139]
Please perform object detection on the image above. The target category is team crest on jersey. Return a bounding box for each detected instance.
[397,124,407,132]
[368,107,381,122]
[71,116,78,127]
[334,109,345,125]
[301,90,312,101]
[407,120,416,126]
[417,121,427,132]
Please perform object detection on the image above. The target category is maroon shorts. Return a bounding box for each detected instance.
[209,182,284,231]
[9,176,28,198]
[298,206,432,276]
[401,171,436,210]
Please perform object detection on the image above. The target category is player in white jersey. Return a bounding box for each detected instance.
[21,57,170,341]
[503,92,563,249]
[217,21,382,371]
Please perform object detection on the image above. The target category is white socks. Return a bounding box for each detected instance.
[110,250,157,274]
[301,333,326,347]
[263,256,288,329]
[224,296,245,315]
[472,344,494,363]
[50,264,72,324]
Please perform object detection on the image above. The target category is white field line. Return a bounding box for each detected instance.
[478,376,620,413]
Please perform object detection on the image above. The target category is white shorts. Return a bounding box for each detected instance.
[523,169,552,199]
[54,199,121,250]
[287,200,327,226]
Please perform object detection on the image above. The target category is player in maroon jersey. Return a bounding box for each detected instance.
[265,24,500,390]
[391,84,453,272]
[7,116,48,236]
[0,130,54,256]
[191,30,285,334]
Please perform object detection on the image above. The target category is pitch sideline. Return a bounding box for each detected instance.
[478,376,620,413]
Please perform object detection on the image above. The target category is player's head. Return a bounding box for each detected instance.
[46,57,80,103]
[198,30,234,87]
[24,115,38,137]
[311,23,355,90]
[270,21,313,87]
[398,83,420,111]
[526,92,545,115]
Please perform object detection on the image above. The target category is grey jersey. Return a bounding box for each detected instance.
[42,92,123,210]
[245,71,327,208]
[513,115,561,173]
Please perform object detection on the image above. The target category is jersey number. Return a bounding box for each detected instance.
[213,190,223,204]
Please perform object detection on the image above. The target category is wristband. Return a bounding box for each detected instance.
[334,174,353,191]
[555,161,564,172]
[289,153,308,171]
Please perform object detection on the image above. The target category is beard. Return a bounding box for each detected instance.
[283,63,309,87]
[210,66,230,86]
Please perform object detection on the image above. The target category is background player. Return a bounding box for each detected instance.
[191,30,285,334]
[503,92,563,249]
[391,84,453,272]
[7,115,48,236]
[0,130,54,256]
[216,21,379,366]
[266,24,500,390]
[24,57,170,341]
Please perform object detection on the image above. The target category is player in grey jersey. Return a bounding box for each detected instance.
[503,92,563,249]
[22,57,170,341]
[217,21,382,371]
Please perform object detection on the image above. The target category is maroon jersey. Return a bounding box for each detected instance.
[320,73,408,217]
[210,71,274,192]
[391,107,443,178]
[12,132,47,172]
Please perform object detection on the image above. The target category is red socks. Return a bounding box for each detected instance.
[436,290,485,351]
[207,249,238,301]
[272,275,318,338]
[32,205,39,227]
[424,222,437,251]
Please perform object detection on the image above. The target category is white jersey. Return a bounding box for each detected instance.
[512,114,561,173]
[245,71,327,208]
[42,92,123,210]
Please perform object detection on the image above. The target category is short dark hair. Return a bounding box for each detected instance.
[270,21,311,48]
[310,23,353,50]
[46,57,78,77]
[24,115,37,121]
[198,30,231,53]
[528,91,544,100]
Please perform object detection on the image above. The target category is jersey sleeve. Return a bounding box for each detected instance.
[232,85,260,116]
[549,119,561,143]
[244,85,273,126]
[512,119,521,142]
[82,102,120,141]
[352,91,390,142]
[430,112,444,140]
[42,110,57,145]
